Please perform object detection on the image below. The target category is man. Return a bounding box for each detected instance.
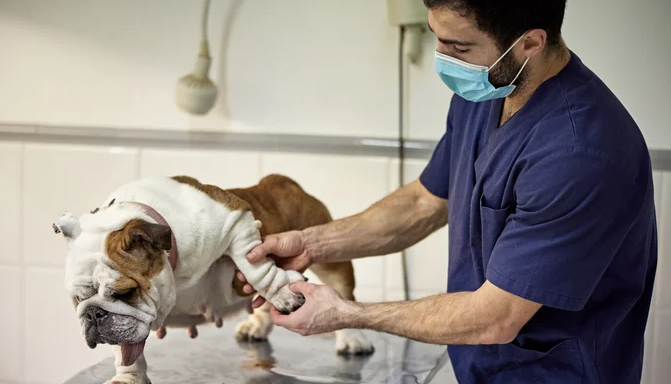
[238,0,658,382]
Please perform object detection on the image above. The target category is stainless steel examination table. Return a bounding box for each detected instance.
[63,314,459,384]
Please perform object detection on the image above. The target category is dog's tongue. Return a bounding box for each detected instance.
[120,340,146,366]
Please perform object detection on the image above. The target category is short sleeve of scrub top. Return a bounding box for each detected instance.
[419,101,454,199]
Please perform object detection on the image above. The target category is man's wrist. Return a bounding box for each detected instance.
[338,299,366,329]
[302,226,326,264]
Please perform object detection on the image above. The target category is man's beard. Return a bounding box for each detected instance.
[488,51,529,93]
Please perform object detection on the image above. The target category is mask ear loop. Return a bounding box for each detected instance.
[487,34,527,73]
[508,57,530,86]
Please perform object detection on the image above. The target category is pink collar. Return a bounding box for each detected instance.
[126,202,179,272]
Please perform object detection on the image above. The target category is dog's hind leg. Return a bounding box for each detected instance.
[235,300,274,341]
[309,261,375,356]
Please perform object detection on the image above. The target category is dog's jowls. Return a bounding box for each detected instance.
[54,174,374,384]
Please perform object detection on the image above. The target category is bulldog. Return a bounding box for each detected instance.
[53,174,374,384]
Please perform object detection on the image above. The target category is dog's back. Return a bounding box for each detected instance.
[227,174,333,235]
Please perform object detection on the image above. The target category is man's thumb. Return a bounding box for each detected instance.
[246,245,266,263]
[288,280,310,294]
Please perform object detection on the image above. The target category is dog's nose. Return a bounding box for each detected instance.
[83,306,109,324]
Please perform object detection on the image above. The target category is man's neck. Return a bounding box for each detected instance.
[499,42,571,126]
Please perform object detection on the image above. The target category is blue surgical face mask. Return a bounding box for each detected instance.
[435,35,529,102]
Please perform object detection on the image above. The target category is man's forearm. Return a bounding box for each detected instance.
[342,290,519,346]
[304,180,447,263]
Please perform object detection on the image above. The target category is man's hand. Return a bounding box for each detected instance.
[237,230,314,308]
[247,230,313,271]
[268,281,357,336]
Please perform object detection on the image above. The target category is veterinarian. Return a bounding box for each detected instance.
[239,0,657,382]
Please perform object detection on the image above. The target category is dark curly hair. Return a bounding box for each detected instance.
[423,0,567,51]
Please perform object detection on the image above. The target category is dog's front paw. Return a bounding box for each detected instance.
[265,270,307,314]
[104,373,150,384]
[268,285,305,314]
[335,329,375,356]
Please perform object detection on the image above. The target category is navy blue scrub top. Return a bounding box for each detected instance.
[420,52,657,383]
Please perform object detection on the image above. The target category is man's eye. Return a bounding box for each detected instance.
[453,45,469,54]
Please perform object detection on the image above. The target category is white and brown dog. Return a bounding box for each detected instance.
[53,174,374,384]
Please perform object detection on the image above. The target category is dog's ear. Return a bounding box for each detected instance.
[124,219,172,251]
[53,212,81,244]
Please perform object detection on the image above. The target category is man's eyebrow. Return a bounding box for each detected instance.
[427,24,476,46]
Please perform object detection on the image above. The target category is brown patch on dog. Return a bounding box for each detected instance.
[105,219,171,291]
[109,276,141,303]
[113,276,139,292]
[172,175,251,212]
[226,174,333,237]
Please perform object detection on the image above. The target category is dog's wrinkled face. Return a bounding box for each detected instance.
[54,203,176,367]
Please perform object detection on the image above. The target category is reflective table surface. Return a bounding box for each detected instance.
[63,315,458,384]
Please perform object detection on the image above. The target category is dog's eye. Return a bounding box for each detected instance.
[112,288,137,301]
[74,286,96,305]
[74,294,90,305]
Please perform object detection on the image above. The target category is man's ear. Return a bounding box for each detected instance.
[52,212,81,244]
[124,219,172,251]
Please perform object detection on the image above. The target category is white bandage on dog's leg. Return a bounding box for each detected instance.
[226,218,300,299]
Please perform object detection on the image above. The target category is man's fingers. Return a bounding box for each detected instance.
[285,327,308,336]
[252,295,266,309]
[269,306,296,328]
[236,271,247,283]
[243,283,255,294]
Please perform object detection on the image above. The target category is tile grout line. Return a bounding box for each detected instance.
[2,122,671,170]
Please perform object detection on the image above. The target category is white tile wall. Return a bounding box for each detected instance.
[0,0,401,139]
[386,159,449,298]
[645,171,671,384]
[643,311,655,384]
[24,267,112,384]
[3,0,671,146]
[1,140,668,383]
[643,171,665,384]
[0,142,22,264]
[0,266,23,383]
[655,174,671,311]
[23,144,139,266]
[140,148,262,189]
[651,311,671,384]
